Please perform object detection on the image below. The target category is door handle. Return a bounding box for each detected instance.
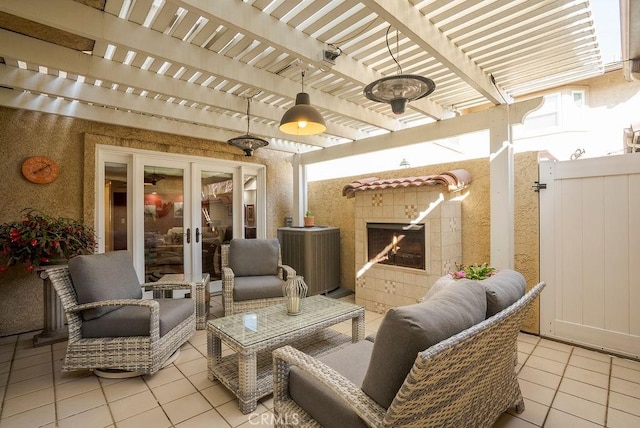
[186,228,191,244]
[195,227,200,243]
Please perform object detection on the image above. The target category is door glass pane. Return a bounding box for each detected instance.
[104,162,128,252]
[144,166,184,281]
[244,174,257,239]
[201,171,233,280]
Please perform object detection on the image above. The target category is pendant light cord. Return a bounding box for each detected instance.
[385,25,403,74]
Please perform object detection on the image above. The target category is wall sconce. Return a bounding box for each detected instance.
[279,71,326,136]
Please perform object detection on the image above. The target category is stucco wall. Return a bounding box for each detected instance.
[308,151,541,333]
[0,106,293,336]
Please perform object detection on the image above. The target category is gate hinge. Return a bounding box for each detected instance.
[532,181,547,192]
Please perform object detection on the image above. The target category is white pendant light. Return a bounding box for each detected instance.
[364,26,435,115]
[279,71,326,136]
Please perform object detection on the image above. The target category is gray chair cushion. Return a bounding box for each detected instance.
[289,340,374,428]
[421,274,457,301]
[68,251,142,321]
[361,281,487,409]
[228,238,280,277]
[81,298,194,338]
[478,269,526,318]
[232,276,285,301]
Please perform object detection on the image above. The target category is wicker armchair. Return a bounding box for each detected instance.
[221,238,295,316]
[46,251,195,376]
[273,282,546,427]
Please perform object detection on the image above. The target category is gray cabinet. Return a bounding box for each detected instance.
[277,227,340,295]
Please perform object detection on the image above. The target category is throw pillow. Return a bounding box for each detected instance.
[68,250,142,320]
[361,280,486,409]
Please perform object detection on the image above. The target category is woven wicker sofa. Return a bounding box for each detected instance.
[273,271,545,427]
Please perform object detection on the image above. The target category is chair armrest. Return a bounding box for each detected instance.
[221,266,235,316]
[279,264,296,281]
[273,345,387,428]
[68,298,159,314]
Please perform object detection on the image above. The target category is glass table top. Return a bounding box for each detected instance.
[208,295,363,347]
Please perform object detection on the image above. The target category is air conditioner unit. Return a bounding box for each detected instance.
[632,58,640,81]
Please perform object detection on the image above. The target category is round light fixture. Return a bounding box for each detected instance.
[364,75,435,115]
[364,26,436,115]
[227,97,269,156]
[279,71,326,136]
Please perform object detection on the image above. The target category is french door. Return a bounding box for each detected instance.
[97,146,265,284]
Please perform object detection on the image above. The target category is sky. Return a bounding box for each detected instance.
[590,0,622,64]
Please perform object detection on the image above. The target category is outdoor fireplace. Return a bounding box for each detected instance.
[367,223,425,270]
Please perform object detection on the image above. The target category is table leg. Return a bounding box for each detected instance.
[237,352,258,414]
[207,330,221,382]
[352,311,365,342]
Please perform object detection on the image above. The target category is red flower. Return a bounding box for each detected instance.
[31,239,38,246]
[0,266,7,273]
[40,257,50,263]
[26,265,34,271]
[52,241,60,248]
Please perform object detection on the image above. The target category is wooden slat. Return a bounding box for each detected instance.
[581,177,605,329]
[604,175,630,334]
[629,174,640,336]
[559,178,584,324]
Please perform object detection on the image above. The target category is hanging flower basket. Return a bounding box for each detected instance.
[0,209,97,272]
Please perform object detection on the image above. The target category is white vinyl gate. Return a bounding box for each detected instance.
[539,154,640,359]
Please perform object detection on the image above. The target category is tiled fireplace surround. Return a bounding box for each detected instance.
[354,187,462,314]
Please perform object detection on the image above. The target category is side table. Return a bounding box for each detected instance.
[33,267,68,347]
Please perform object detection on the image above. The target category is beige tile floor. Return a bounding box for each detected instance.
[1,294,639,427]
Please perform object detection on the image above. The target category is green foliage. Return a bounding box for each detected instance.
[450,262,496,280]
[0,209,97,272]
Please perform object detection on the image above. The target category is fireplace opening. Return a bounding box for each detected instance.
[367,223,425,270]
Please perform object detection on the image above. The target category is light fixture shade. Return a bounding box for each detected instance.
[364,75,436,114]
[227,134,269,157]
[279,92,326,135]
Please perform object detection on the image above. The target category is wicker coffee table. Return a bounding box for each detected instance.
[207,295,364,413]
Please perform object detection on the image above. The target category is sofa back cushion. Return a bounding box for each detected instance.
[478,269,526,318]
[228,238,279,277]
[68,251,142,320]
[361,281,486,409]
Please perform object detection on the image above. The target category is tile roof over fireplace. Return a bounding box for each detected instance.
[342,169,471,198]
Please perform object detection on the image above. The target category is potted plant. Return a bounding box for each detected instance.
[450,262,496,280]
[303,210,315,227]
[0,209,97,272]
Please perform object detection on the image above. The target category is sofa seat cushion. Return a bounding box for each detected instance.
[228,238,280,277]
[232,275,285,301]
[479,269,526,318]
[68,251,142,321]
[361,281,487,409]
[289,340,374,428]
[81,298,194,338]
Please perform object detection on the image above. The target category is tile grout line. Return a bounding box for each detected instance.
[603,355,613,428]
[0,339,17,420]
[50,344,59,425]
[539,342,573,427]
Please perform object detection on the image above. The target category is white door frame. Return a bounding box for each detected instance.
[96,145,266,282]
